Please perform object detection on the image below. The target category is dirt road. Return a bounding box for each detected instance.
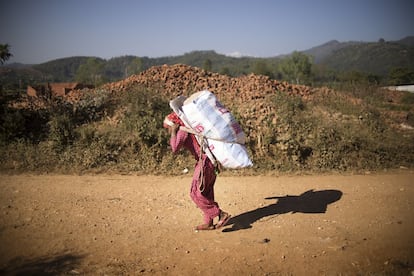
[0,171,413,275]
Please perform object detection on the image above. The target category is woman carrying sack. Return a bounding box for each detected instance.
[163,112,231,231]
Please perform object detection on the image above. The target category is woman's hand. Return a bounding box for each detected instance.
[169,123,179,137]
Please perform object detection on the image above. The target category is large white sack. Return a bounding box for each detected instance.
[182,91,245,144]
[205,139,253,169]
[170,90,253,169]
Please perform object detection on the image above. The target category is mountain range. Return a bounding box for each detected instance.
[1,36,414,87]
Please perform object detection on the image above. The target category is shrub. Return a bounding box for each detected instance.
[48,113,75,151]
[401,92,414,105]
[72,89,114,124]
[0,108,25,145]
[121,87,170,147]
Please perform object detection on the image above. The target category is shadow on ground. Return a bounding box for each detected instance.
[223,189,343,232]
[0,252,85,275]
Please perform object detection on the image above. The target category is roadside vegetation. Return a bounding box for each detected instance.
[1,82,413,175]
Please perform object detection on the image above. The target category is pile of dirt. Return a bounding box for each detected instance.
[96,64,335,137]
[14,63,334,119]
[61,65,412,135]
[102,64,332,102]
[83,64,414,162]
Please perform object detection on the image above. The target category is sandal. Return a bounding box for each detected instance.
[216,211,231,229]
[195,223,215,231]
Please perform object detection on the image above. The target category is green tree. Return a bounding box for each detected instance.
[337,70,367,84]
[203,59,212,71]
[0,44,13,64]
[75,57,105,86]
[125,57,142,77]
[253,60,273,78]
[388,67,414,85]
[219,66,231,76]
[279,51,312,84]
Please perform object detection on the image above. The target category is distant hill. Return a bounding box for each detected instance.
[320,40,414,75]
[302,40,363,63]
[302,36,414,66]
[32,56,94,82]
[1,36,413,87]
[396,36,414,47]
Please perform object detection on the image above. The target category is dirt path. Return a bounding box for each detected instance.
[0,171,413,275]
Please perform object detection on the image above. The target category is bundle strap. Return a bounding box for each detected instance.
[179,126,244,144]
[179,126,211,193]
[179,126,235,193]
[198,137,205,193]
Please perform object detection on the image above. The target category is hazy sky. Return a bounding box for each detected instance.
[1,0,413,64]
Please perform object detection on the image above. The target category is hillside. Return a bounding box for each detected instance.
[302,40,363,63]
[397,36,414,47]
[321,41,414,75]
[32,56,93,82]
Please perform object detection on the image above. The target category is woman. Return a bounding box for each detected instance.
[164,112,231,231]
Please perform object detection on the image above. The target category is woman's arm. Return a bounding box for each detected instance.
[169,125,188,153]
